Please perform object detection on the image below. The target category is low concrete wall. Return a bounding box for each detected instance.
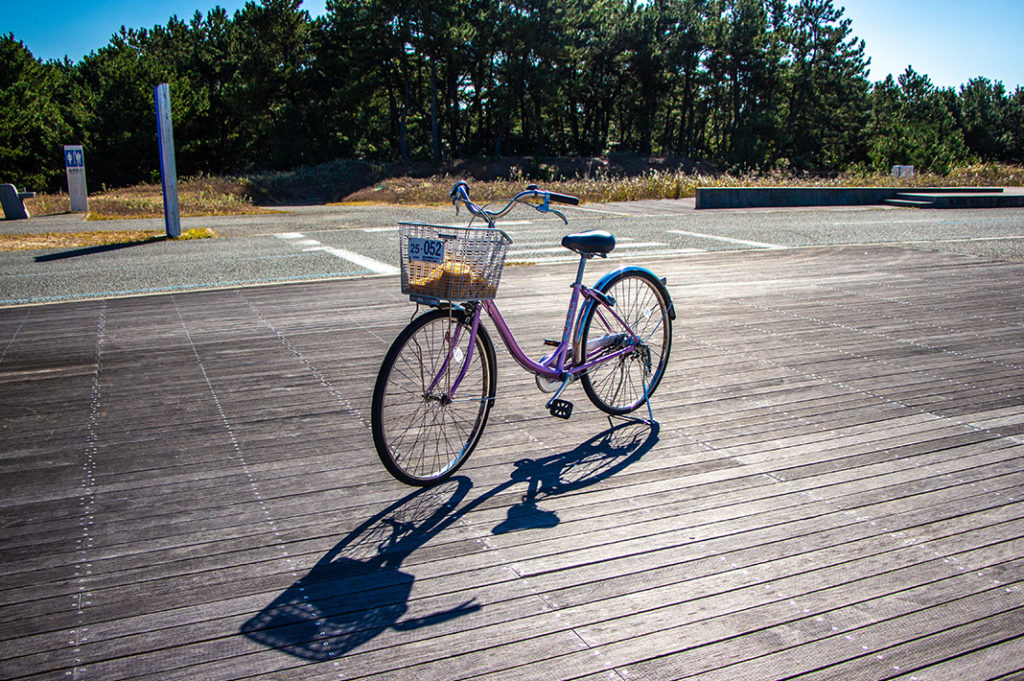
[921,192,1024,209]
[695,186,1004,209]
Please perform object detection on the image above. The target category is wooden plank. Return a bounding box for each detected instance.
[2,246,1023,680]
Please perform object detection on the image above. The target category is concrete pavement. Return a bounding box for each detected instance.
[3,200,1024,307]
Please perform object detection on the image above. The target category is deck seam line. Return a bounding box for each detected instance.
[174,298,302,586]
[66,300,105,681]
[675,327,1023,593]
[0,306,30,367]
[239,291,371,430]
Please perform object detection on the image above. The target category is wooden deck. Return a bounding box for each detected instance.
[2,245,1023,681]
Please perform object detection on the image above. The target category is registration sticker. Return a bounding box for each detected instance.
[408,237,445,264]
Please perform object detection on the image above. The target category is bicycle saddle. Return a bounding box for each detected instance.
[561,230,615,257]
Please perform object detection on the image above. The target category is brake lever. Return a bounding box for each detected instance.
[541,205,569,224]
[523,186,568,224]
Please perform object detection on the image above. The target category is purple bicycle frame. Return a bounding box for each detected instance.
[434,266,643,401]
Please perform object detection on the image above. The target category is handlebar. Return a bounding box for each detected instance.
[450,181,579,227]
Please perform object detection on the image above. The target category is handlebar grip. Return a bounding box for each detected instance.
[547,192,580,206]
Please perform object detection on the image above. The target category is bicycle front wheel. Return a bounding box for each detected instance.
[579,269,673,414]
[371,308,497,485]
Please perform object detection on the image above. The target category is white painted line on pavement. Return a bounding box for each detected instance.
[276,231,400,275]
[569,206,635,216]
[303,246,400,275]
[508,248,705,263]
[509,241,561,248]
[510,236,637,249]
[667,229,784,249]
[362,220,535,234]
[509,241,666,257]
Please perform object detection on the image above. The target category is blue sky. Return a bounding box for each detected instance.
[5,0,1023,90]
[840,0,1023,89]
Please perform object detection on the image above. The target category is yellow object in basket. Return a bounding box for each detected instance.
[409,261,496,299]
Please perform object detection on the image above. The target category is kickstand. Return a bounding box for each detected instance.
[610,372,658,426]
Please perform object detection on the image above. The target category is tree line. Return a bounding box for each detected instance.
[3,0,1024,192]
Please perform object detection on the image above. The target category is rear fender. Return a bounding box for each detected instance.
[575,267,676,346]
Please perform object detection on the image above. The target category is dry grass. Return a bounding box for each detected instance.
[341,162,1024,205]
[19,161,1024,217]
[23,176,273,220]
[0,228,216,252]
[86,176,271,219]
[22,193,72,216]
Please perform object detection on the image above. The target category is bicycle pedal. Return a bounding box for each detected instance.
[548,399,573,419]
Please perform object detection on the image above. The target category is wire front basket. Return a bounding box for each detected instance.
[399,222,513,303]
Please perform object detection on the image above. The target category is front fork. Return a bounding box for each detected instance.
[425,304,482,403]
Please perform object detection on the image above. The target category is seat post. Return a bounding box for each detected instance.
[555,254,590,355]
[572,253,589,288]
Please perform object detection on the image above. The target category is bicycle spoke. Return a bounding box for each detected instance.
[580,270,672,415]
[372,309,496,485]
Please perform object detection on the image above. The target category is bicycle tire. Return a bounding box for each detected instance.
[579,269,673,414]
[371,308,497,485]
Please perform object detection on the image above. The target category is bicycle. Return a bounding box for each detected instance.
[371,181,675,486]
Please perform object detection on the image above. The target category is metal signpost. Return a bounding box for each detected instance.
[63,145,88,212]
[154,83,181,238]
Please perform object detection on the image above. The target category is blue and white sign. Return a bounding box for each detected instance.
[64,146,85,169]
[63,145,88,212]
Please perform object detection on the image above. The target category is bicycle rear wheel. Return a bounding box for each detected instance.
[372,308,497,485]
[579,269,672,414]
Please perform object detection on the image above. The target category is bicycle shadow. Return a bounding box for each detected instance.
[492,419,660,534]
[239,478,475,660]
[240,419,658,660]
